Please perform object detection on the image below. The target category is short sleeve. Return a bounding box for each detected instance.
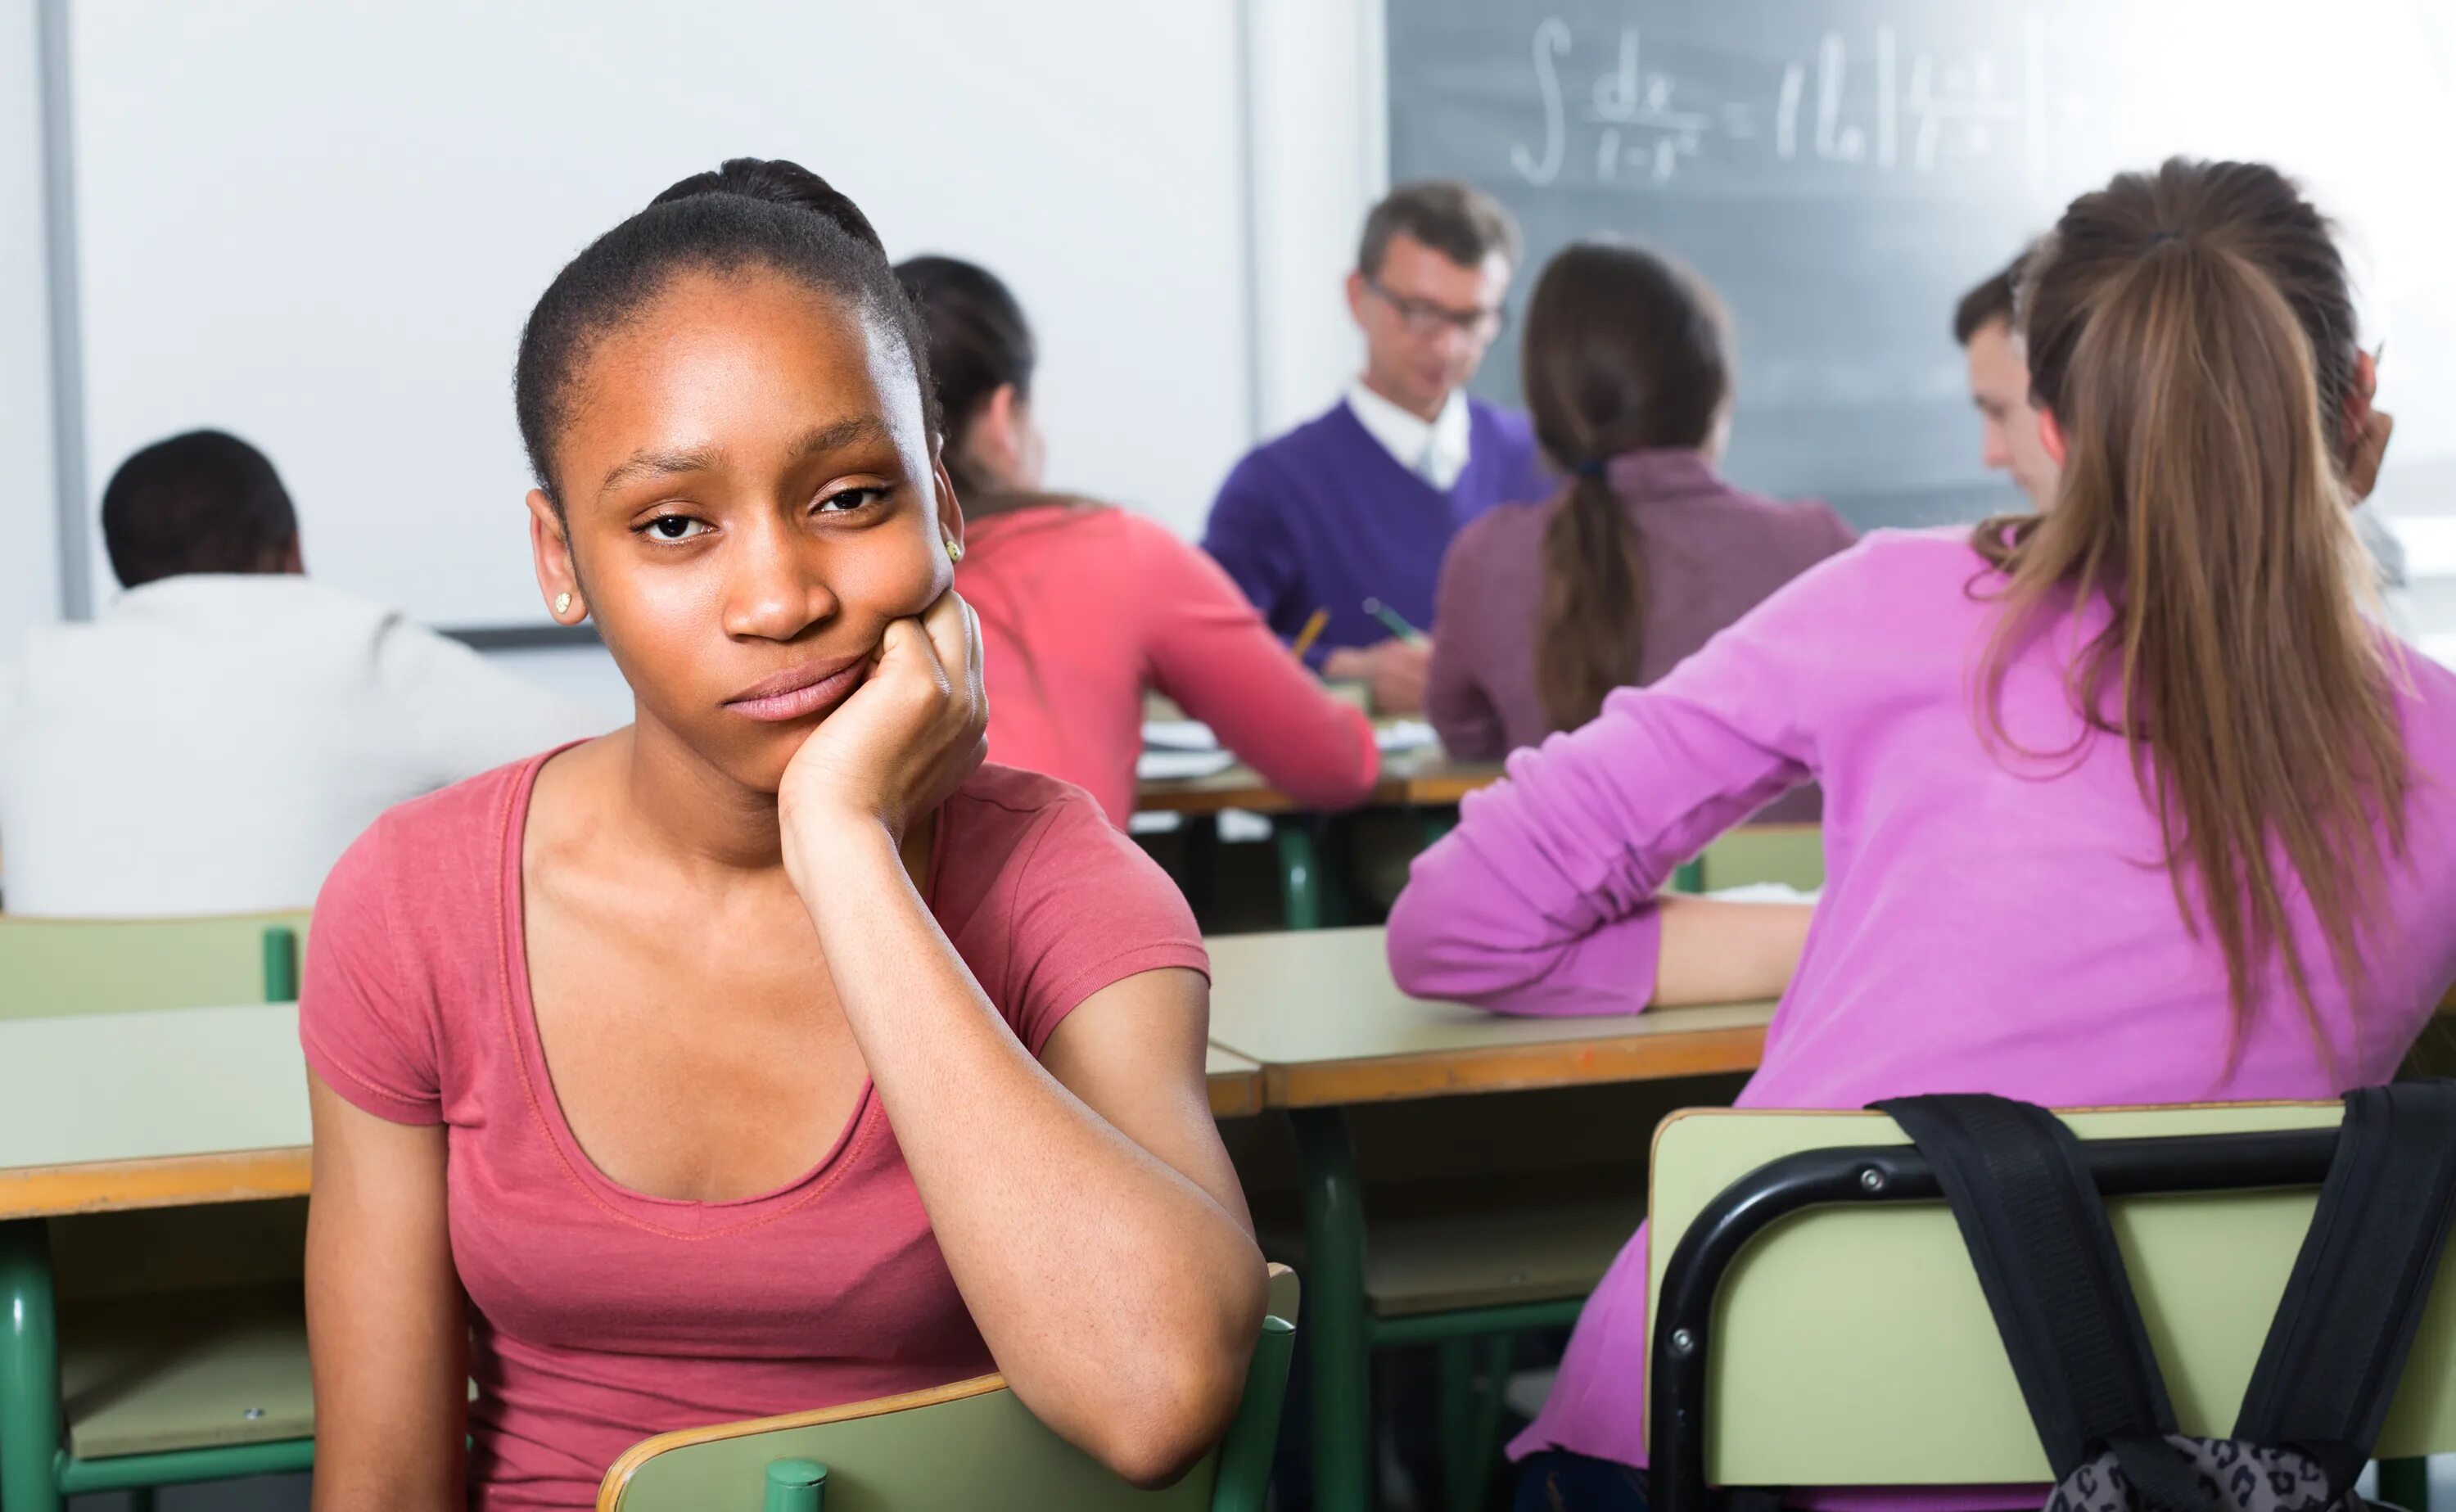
[999,789,1209,1055]
[298,815,445,1124]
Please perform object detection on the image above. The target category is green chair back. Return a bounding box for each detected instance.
[0,910,311,1019]
[1695,825,1822,892]
[601,1271,1300,1512]
[1646,1103,2456,1488]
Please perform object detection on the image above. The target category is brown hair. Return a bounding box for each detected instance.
[1358,181,1522,278]
[1971,158,2406,1063]
[894,253,1036,503]
[1522,239,1731,733]
[1953,249,2031,346]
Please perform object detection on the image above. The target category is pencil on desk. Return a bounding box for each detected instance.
[1290,607,1330,662]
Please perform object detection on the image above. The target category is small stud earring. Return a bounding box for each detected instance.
[553,592,573,617]
[944,536,964,565]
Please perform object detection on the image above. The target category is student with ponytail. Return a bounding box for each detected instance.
[1388,159,2456,1511]
[892,254,1376,827]
[1425,241,1852,816]
[298,160,1262,1510]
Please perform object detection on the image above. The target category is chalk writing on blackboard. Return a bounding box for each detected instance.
[1510,13,2058,191]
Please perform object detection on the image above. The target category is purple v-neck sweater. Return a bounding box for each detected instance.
[1202,397,1551,661]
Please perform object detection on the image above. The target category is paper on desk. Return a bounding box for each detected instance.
[1703,882,1820,905]
[1142,720,1221,751]
[1137,747,1239,781]
[1375,720,1439,754]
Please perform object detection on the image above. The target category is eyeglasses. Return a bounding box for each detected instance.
[1363,277,1508,342]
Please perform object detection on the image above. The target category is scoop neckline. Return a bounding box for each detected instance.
[490,742,945,1230]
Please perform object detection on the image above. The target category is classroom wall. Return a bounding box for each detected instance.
[1246,0,1383,437]
[0,0,61,655]
[0,0,1393,713]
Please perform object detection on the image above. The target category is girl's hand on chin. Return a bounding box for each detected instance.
[777,589,988,867]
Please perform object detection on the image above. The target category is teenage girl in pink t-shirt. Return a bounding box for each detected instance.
[892,254,1379,827]
[299,158,1266,1511]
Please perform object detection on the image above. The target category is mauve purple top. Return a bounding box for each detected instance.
[1426,448,1854,821]
[1387,530,2456,1504]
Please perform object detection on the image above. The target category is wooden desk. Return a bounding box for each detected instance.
[1208,928,1773,1108]
[0,1007,1273,1222]
[1140,751,1504,930]
[1203,1045,1265,1119]
[0,1002,311,1221]
[1135,747,1501,819]
[1204,926,1772,1512]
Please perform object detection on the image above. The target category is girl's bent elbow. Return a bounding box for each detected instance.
[1084,1354,1247,1490]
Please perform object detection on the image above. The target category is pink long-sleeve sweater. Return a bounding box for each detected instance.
[1386,530,2456,1499]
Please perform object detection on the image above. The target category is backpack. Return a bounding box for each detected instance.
[1876,1085,2456,1512]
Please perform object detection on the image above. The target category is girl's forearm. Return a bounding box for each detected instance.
[787,818,1259,1482]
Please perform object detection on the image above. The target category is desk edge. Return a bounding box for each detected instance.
[0,1145,313,1220]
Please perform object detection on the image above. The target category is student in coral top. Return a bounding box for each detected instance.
[300,159,1264,1512]
[892,255,1376,827]
[1426,240,1853,824]
[1388,159,2455,1512]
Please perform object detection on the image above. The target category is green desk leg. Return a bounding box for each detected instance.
[2379,1457,2429,1511]
[1275,819,1323,932]
[0,1219,62,1512]
[1291,1108,1370,1512]
[263,925,300,1003]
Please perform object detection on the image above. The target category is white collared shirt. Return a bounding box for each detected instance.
[1346,381,1472,492]
[0,575,608,916]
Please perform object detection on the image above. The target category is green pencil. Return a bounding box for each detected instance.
[1361,598,1423,641]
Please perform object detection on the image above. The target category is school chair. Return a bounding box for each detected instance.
[1645,1100,2456,1512]
[596,1266,1301,1511]
[1668,823,1824,895]
[0,911,314,1512]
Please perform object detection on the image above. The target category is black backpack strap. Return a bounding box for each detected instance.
[2233,1082,2456,1492]
[1877,1095,2206,1512]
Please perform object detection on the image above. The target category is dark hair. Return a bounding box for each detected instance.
[894,255,1036,501]
[1972,158,2397,1067]
[512,157,935,509]
[1953,250,2030,345]
[100,429,299,588]
[1521,239,1731,733]
[1358,181,1522,279]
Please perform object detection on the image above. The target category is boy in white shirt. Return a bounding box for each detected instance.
[0,430,604,915]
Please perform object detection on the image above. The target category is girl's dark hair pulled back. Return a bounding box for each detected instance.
[512,157,937,508]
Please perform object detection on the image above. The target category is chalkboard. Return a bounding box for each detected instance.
[1386,0,2365,529]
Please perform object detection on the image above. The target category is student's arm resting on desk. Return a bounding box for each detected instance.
[783,595,1264,1489]
[1387,550,1855,1015]
[1136,521,1379,810]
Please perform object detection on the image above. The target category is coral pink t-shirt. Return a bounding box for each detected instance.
[300,751,1208,1510]
[956,500,1378,826]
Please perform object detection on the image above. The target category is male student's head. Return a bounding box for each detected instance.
[1954,254,2057,512]
[101,430,304,589]
[1347,182,1520,422]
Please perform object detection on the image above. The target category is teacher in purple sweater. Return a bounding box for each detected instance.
[1201,182,1551,714]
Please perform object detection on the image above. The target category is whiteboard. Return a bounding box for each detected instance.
[65,0,1253,628]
